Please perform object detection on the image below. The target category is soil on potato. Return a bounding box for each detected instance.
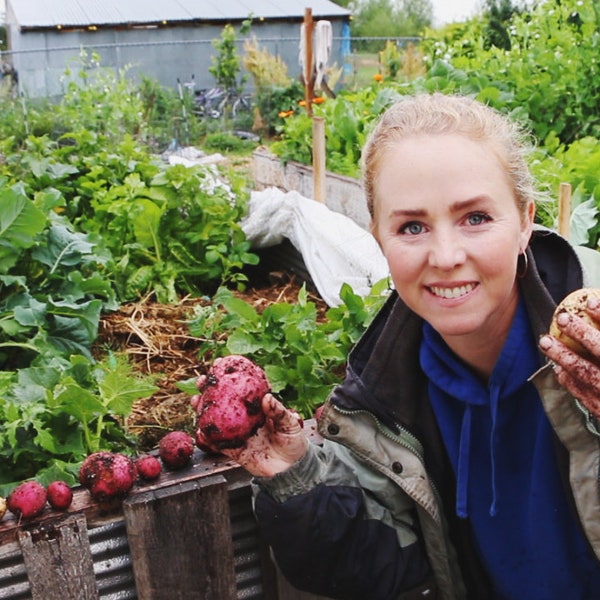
[95,271,328,451]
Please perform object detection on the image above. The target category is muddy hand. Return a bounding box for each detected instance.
[196,393,309,478]
[540,300,600,418]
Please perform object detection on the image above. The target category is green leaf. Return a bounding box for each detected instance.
[131,198,163,250]
[220,295,260,324]
[54,382,106,422]
[570,198,599,246]
[98,364,158,417]
[32,224,96,272]
[226,330,267,354]
[176,377,199,395]
[0,186,47,272]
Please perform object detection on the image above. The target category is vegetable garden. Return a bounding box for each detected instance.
[0,0,599,530]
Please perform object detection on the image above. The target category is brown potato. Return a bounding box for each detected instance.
[549,288,600,356]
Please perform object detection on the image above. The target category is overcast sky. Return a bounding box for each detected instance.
[431,0,484,26]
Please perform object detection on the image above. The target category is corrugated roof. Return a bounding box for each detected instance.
[9,0,350,29]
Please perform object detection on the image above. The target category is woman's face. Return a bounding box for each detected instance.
[372,133,534,348]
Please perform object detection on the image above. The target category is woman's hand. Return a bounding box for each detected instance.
[539,298,600,418]
[195,389,309,478]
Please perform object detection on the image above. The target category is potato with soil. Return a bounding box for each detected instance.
[7,481,47,519]
[194,355,270,451]
[79,452,136,504]
[136,454,163,480]
[158,431,194,470]
[549,288,600,358]
[47,480,73,510]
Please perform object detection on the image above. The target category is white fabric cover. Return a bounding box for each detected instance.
[241,187,389,307]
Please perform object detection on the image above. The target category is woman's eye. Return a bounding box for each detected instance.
[400,221,424,235]
[467,212,492,226]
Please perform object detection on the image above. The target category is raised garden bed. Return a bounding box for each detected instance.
[0,424,328,600]
[251,147,370,230]
[0,265,331,599]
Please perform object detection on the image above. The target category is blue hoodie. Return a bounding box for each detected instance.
[420,295,600,599]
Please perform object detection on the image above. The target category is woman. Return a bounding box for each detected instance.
[196,93,600,599]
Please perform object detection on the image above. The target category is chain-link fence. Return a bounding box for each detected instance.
[1,34,420,94]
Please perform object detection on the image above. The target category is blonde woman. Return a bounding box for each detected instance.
[198,93,600,599]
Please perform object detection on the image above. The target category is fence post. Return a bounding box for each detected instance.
[312,116,326,203]
[18,513,99,600]
[123,474,237,600]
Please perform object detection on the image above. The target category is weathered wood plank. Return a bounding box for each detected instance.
[123,474,237,600]
[17,513,99,599]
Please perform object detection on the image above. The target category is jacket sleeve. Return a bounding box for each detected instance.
[252,440,432,600]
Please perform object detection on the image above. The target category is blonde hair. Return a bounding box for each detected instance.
[361,93,538,224]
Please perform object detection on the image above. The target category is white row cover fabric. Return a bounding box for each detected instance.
[241,187,389,307]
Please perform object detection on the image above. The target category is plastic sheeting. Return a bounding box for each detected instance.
[241,187,389,307]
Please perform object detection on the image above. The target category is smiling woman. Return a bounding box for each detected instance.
[212,92,600,600]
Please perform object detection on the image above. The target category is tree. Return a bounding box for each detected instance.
[482,0,525,50]
[351,0,433,40]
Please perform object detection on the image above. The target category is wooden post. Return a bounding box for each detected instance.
[312,116,326,203]
[123,474,237,600]
[303,8,314,117]
[558,182,572,239]
[18,514,99,600]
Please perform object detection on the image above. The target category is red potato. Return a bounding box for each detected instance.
[7,481,47,519]
[158,431,194,470]
[47,480,73,510]
[195,355,270,451]
[135,454,162,481]
[79,452,136,503]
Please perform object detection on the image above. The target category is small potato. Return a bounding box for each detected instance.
[549,288,600,357]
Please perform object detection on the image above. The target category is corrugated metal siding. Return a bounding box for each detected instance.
[9,0,349,29]
[0,485,268,600]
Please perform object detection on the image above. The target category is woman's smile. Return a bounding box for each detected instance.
[427,282,478,300]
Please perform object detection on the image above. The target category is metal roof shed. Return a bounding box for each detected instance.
[4,0,351,97]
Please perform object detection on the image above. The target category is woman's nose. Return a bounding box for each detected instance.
[428,231,467,270]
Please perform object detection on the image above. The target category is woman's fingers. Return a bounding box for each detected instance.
[539,333,600,418]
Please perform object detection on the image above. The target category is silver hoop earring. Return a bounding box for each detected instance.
[517,251,528,278]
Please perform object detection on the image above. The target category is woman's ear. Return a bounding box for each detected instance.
[520,200,535,248]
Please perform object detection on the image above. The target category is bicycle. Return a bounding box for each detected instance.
[193,86,252,120]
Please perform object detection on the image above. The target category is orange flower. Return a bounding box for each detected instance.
[298,99,307,107]
[373,73,383,82]
[312,96,325,104]
[278,110,294,118]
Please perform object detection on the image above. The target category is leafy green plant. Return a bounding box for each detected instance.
[203,131,258,153]
[0,129,260,303]
[58,50,148,142]
[379,40,402,79]
[0,352,157,494]
[185,280,389,417]
[210,20,252,94]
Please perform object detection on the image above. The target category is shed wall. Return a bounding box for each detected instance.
[4,18,349,98]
